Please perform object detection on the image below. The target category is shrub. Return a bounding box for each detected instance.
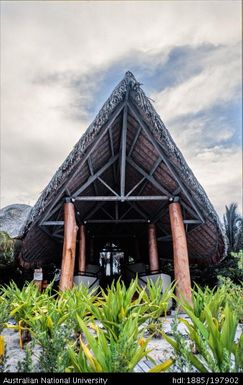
[163,301,242,372]
[66,315,152,372]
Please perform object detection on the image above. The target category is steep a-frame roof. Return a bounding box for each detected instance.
[20,72,227,267]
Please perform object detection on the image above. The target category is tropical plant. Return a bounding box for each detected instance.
[223,203,243,253]
[17,341,35,372]
[0,294,10,333]
[2,281,45,325]
[231,250,243,271]
[58,284,96,334]
[168,313,196,372]
[217,276,243,322]
[28,298,72,372]
[0,335,9,372]
[66,315,152,372]
[138,278,175,336]
[163,303,242,372]
[88,278,148,338]
[180,284,225,323]
[0,232,15,268]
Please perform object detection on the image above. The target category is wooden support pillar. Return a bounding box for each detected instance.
[78,224,86,273]
[169,199,192,303]
[148,223,159,272]
[59,201,78,291]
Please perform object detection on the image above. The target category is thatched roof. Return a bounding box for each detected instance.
[19,71,227,268]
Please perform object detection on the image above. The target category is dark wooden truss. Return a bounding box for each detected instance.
[38,91,204,246]
[20,72,226,265]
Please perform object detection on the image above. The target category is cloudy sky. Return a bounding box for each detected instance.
[1,0,242,218]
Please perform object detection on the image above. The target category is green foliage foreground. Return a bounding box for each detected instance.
[0,277,242,373]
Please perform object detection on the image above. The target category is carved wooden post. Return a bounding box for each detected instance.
[148,223,159,272]
[59,199,78,291]
[169,198,192,303]
[78,224,86,273]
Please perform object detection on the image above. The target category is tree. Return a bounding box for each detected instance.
[223,203,243,254]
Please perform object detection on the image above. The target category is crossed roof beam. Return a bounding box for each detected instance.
[39,95,204,240]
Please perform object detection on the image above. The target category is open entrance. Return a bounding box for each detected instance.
[99,241,125,288]
[77,221,150,289]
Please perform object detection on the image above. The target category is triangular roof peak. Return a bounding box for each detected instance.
[22,72,226,265]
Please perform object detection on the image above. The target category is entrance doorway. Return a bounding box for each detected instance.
[99,242,125,287]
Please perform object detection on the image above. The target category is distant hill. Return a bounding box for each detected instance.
[0,204,32,238]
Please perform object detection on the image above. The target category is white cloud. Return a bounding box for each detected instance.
[0,0,242,217]
[192,146,242,217]
[152,43,241,121]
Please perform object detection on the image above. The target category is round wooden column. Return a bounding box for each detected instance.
[78,224,86,273]
[169,200,192,303]
[148,223,159,272]
[59,201,78,291]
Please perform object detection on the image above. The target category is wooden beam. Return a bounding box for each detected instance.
[128,101,204,223]
[120,104,128,197]
[74,195,168,201]
[85,219,149,224]
[88,157,98,195]
[40,101,125,224]
[120,206,133,219]
[128,126,142,157]
[183,219,202,224]
[101,207,114,219]
[127,202,148,220]
[97,177,119,196]
[127,157,170,196]
[85,202,106,220]
[59,202,78,291]
[169,201,192,303]
[42,221,64,226]
[78,225,86,273]
[148,223,159,272]
[73,154,119,198]
[126,177,145,197]
[157,235,172,242]
[108,127,117,183]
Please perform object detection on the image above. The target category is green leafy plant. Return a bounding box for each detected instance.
[163,303,242,372]
[66,315,152,372]
[88,278,147,338]
[58,284,96,334]
[217,276,243,322]
[138,278,175,337]
[0,232,16,268]
[180,283,225,323]
[27,295,73,372]
[0,294,10,333]
[2,281,45,325]
[168,313,195,372]
[17,341,35,372]
[0,335,9,373]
